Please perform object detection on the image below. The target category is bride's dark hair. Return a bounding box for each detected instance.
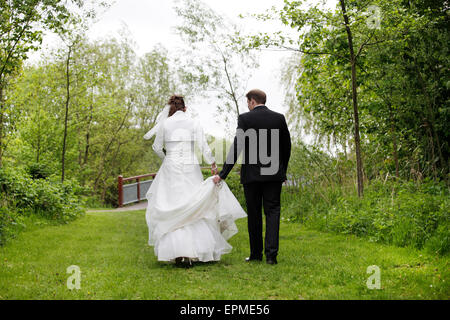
[168,95,185,117]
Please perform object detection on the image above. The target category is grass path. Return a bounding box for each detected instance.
[0,210,448,299]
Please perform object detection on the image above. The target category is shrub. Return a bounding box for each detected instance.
[102,177,119,208]
[0,208,16,245]
[26,162,52,180]
[0,167,85,245]
[282,178,449,255]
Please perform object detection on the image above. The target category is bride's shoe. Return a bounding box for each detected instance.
[183,257,193,268]
[175,257,193,268]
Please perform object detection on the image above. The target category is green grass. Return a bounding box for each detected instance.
[0,210,448,300]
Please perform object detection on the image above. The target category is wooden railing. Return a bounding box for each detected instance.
[118,167,216,207]
[118,173,156,207]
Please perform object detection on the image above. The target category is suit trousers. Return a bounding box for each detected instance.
[243,181,282,260]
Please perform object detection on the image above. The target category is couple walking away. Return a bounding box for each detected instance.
[143,89,291,267]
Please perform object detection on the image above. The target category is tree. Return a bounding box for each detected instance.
[134,45,176,133]
[0,0,86,166]
[174,0,258,125]
[249,0,449,187]
[244,0,445,195]
[338,0,364,197]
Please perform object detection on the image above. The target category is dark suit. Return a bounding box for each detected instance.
[219,105,291,260]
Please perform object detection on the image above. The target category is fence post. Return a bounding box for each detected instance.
[118,175,123,207]
[137,177,140,202]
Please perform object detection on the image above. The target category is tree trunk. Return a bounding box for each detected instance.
[389,105,399,179]
[425,120,438,180]
[84,102,93,165]
[340,0,364,197]
[0,83,3,167]
[36,107,41,163]
[62,45,73,183]
[343,139,348,160]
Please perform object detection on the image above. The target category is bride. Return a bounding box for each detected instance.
[143,95,246,267]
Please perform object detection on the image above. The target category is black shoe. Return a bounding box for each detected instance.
[182,257,193,268]
[175,257,193,268]
[245,257,262,262]
[266,258,278,265]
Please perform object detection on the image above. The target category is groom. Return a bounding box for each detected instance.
[213,89,291,265]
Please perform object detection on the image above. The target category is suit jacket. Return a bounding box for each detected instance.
[219,105,291,184]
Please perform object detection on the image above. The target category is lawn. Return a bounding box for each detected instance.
[0,210,448,299]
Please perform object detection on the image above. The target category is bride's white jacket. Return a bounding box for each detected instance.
[147,110,215,165]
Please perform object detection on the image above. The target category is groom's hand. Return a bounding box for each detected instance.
[213,175,222,184]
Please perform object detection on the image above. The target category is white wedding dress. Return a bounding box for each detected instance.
[143,109,247,262]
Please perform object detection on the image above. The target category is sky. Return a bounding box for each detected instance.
[33,0,336,140]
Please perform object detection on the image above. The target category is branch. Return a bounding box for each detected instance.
[356,30,375,59]
[278,45,333,55]
[0,3,38,79]
[259,44,349,62]
[219,50,240,116]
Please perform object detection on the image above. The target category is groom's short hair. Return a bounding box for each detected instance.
[246,89,266,105]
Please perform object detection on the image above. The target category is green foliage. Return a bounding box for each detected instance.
[26,162,52,180]
[3,34,184,205]
[279,141,449,255]
[271,0,450,181]
[0,207,18,245]
[0,0,81,80]
[0,166,85,245]
[282,177,450,255]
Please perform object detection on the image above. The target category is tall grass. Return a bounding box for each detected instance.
[279,141,449,255]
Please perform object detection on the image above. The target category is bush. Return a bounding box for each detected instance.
[424,222,450,255]
[0,208,17,245]
[282,178,449,255]
[26,162,52,180]
[0,166,85,245]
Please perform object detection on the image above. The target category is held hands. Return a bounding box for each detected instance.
[211,162,221,185]
[213,175,222,185]
[211,162,218,176]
